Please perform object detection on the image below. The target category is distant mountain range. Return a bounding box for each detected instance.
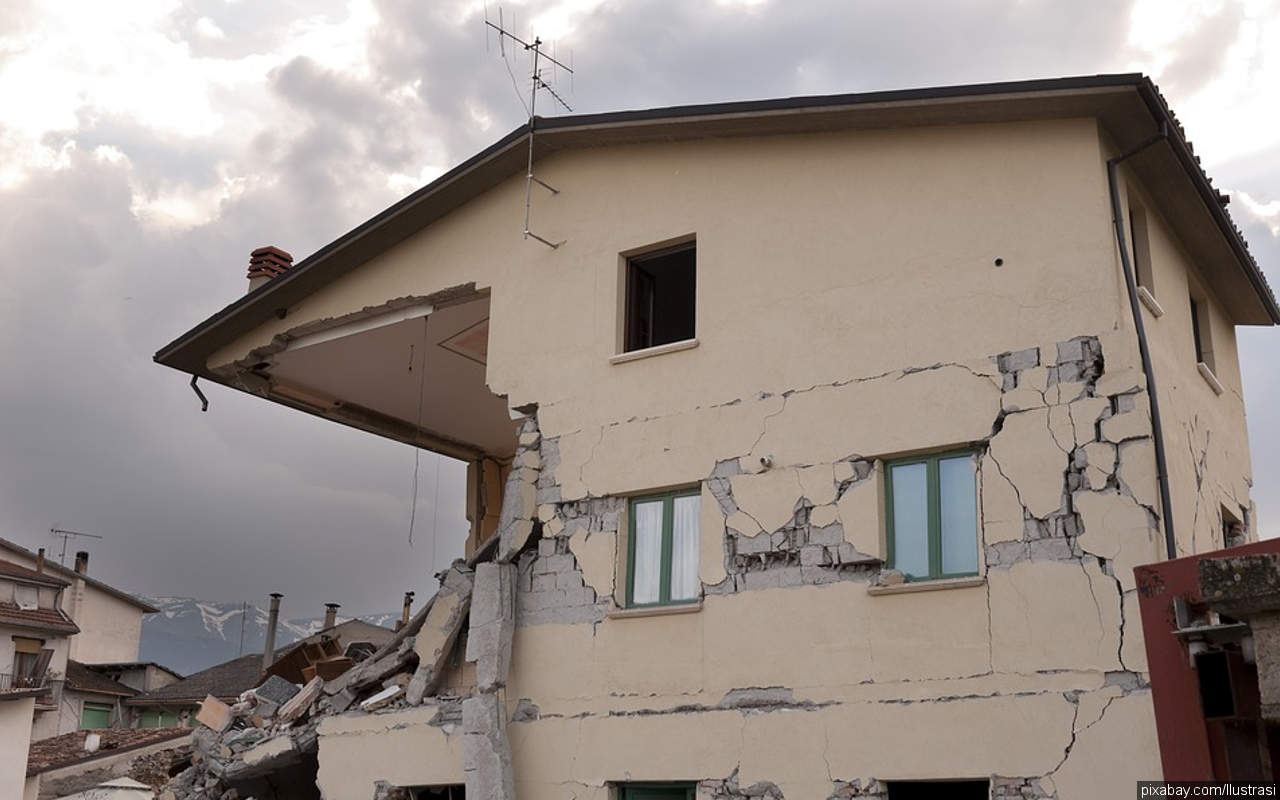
[138,596,399,676]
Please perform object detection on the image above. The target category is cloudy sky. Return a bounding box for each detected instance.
[0,0,1277,618]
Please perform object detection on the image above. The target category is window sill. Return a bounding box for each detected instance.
[607,600,703,619]
[1137,286,1164,318]
[867,576,985,596]
[1197,361,1225,396]
[609,338,699,365]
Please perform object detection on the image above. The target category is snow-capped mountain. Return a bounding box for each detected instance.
[139,596,398,676]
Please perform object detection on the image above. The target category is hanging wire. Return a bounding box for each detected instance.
[407,317,430,546]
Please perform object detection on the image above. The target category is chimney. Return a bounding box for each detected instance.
[262,593,283,670]
[73,551,89,576]
[36,548,45,574]
[323,603,340,630]
[398,591,415,631]
[247,246,293,292]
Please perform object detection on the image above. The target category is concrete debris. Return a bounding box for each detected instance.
[406,562,475,704]
[277,676,323,723]
[195,695,233,733]
[359,684,405,711]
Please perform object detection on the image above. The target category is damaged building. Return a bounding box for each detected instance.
[154,75,1279,799]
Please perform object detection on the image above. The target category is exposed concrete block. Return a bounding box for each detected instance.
[988,407,1066,519]
[999,347,1040,373]
[799,544,830,567]
[808,521,843,545]
[462,693,514,800]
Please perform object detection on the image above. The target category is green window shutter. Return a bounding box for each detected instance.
[886,450,979,581]
[626,490,701,608]
[81,701,112,729]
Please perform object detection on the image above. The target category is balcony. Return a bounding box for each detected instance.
[0,673,64,709]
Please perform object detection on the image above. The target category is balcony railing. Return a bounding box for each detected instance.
[0,673,64,707]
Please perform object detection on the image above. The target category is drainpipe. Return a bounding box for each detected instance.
[262,593,283,671]
[1105,123,1178,560]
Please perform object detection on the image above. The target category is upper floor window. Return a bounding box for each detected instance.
[885,451,979,581]
[627,490,700,607]
[1128,201,1155,293]
[623,242,696,353]
[1190,293,1215,371]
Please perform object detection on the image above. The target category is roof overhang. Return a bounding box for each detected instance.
[156,73,1278,379]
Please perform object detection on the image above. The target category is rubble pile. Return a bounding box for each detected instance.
[158,561,480,800]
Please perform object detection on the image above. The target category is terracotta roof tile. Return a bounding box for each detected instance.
[66,661,138,697]
[0,559,68,588]
[0,602,79,635]
[26,727,189,775]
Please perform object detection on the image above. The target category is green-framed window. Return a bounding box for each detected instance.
[81,701,112,729]
[627,489,701,607]
[620,784,696,800]
[885,450,980,581]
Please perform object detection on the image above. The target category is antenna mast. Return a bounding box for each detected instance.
[485,9,574,249]
[49,526,104,566]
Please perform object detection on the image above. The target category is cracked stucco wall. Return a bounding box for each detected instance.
[1116,171,1257,558]
[206,121,1258,798]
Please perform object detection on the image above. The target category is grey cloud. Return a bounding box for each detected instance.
[2,0,1278,636]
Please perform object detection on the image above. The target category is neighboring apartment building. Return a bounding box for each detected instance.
[0,558,79,740]
[0,540,158,665]
[155,75,1278,798]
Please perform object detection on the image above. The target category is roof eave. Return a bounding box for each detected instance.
[154,73,1277,376]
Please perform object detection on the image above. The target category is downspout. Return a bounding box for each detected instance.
[1105,123,1178,560]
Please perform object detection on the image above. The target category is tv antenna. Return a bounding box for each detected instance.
[49,526,104,566]
[484,6,574,249]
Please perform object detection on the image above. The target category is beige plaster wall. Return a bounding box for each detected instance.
[0,696,35,800]
[64,584,144,665]
[228,118,1252,797]
[1117,169,1256,557]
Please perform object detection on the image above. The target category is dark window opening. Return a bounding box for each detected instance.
[1190,295,1214,370]
[1197,650,1237,719]
[624,243,696,352]
[1223,505,1246,547]
[620,785,695,800]
[887,780,990,800]
[413,786,465,799]
[1129,203,1154,292]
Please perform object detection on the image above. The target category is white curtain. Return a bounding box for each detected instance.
[632,500,664,604]
[670,495,700,601]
